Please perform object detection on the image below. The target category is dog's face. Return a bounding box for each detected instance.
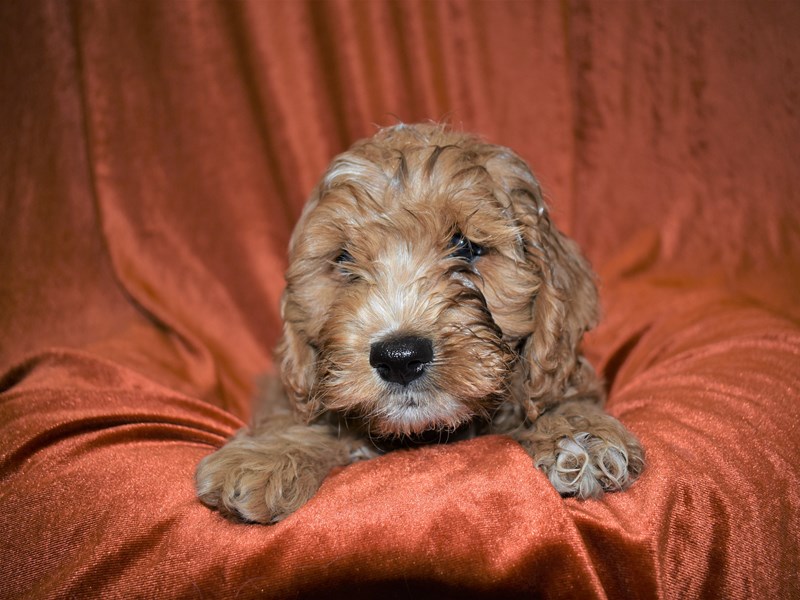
[279,125,598,437]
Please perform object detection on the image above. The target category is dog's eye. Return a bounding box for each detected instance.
[334,249,359,280]
[335,249,354,264]
[449,233,485,261]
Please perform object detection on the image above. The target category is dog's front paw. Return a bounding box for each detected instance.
[514,402,645,499]
[537,430,644,498]
[195,425,349,523]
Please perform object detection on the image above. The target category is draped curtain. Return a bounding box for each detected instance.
[1,1,799,597]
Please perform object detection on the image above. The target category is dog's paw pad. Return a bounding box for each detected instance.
[542,434,600,498]
[195,442,327,524]
[540,431,641,499]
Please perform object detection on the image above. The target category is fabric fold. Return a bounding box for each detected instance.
[2,0,799,598]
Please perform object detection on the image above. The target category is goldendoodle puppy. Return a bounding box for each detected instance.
[196,124,644,523]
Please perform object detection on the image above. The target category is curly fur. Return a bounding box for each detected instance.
[196,124,644,524]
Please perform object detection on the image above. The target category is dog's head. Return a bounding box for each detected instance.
[278,124,600,437]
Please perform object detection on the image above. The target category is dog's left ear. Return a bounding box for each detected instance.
[486,150,602,421]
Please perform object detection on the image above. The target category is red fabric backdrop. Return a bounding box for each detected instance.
[1,1,799,598]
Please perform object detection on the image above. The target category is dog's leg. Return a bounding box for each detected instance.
[195,416,355,523]
[511,400,645,498]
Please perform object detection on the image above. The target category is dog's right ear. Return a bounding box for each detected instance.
[276,297,320,421]
[275,188,327,421]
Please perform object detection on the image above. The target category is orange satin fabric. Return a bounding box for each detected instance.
[1,1,799,598]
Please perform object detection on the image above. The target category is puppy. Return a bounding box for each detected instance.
[196,124,644,524]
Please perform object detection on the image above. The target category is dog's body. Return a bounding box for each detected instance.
[196,124,644,524]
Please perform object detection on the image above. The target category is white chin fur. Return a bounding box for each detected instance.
[371,392,472,437]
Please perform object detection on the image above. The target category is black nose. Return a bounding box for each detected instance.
[369,336,434,386]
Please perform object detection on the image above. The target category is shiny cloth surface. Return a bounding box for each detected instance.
[1,1,799,598]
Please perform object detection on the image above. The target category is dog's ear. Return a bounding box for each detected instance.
[521,208,602,418]
[276,193,325,422]
[276,296,321,421]
[486,150,602,421]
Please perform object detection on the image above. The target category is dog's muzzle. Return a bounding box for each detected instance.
[369,336,433,386]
